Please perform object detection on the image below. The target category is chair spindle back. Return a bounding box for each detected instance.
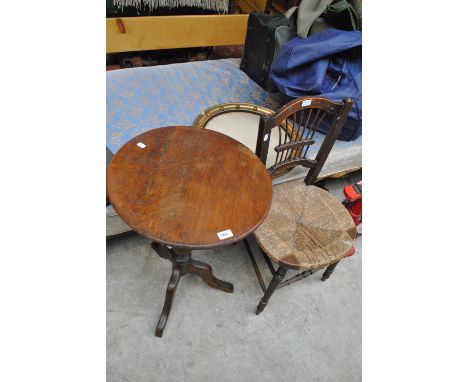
[255,96,354,185]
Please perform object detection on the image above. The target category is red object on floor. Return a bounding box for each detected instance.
[343,181,362,227]
[342,181,361,257]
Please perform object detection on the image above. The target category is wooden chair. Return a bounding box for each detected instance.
[244,96,357,314]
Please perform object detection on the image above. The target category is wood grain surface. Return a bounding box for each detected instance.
[107,126,272,249]
[106,15,249,53]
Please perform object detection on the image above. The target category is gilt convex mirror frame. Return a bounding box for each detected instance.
[193,103,296,178]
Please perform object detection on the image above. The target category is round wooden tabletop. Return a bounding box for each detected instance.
[107,126,273,249]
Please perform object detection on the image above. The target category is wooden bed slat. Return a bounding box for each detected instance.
[106,15,249,53]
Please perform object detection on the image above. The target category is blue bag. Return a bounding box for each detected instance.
[270,28,362,140]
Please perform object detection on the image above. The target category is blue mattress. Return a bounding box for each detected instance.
[107,58,361,180]
[107,58,281,153]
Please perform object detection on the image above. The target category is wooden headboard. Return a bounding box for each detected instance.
[106,14,249,53]
[106,0,267,53]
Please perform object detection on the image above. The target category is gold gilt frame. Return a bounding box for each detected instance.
[193,103,296,178]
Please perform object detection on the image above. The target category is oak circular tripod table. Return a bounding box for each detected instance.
[107,126,273,337]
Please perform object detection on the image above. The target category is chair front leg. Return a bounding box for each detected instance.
[256,266,287,315]
[321,260,340,281]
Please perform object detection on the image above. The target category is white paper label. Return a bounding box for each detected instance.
[137,142,146,148]
[217,229,233,240]
[263,133,269,142]
[302,99,312,107]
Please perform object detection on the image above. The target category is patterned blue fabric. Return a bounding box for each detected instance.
[107,58,281,152]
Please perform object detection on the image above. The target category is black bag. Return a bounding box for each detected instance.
[240,12,295,92]
[320,0,361,31]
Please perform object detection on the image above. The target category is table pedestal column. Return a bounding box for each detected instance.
[151,242,234,337]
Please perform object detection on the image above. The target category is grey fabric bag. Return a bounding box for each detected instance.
[297,0,334,38]
[271,6,298,79]
[297,0,362,37]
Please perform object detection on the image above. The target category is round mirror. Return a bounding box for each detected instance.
[194,103,293,177]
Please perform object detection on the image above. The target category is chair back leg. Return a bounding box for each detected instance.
[256,266,288,315]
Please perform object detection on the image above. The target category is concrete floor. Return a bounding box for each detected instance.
[107,174,362,382]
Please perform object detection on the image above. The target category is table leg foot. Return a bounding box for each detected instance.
[155,265,181,337]
[189,259,234,293]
